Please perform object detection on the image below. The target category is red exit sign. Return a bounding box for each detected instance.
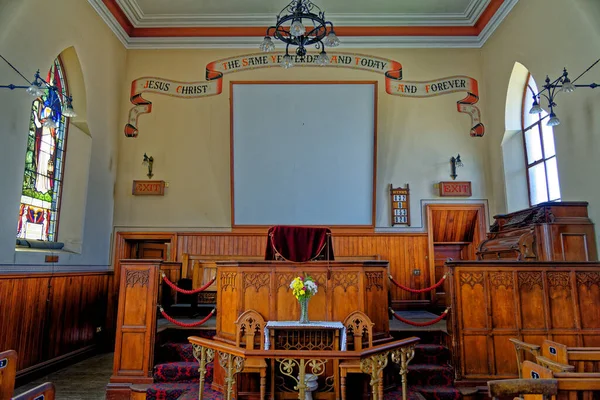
[439,181,472,197]
[132,180,166,196]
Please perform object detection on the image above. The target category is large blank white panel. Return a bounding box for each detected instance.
[232,83,375,226]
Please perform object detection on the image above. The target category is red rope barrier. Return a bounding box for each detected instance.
[389,307,450,327]
[388,274,447,293]
[161,273,216,294]
[159,306,216,327]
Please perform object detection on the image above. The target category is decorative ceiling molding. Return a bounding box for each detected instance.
[116,0,491,28]
[89,0,518,49]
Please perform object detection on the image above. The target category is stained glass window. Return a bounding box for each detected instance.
[17,57,69,242]
[522,74,561,206]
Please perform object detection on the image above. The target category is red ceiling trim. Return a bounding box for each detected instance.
[102,0,134,35]
[475,0,505,31]
[102,0,505,38]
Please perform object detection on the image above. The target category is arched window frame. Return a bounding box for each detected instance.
[17,56,71,242]
[521,73,561,206]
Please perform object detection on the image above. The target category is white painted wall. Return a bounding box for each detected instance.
[113,48,491,231]
[0,0,126,269]
[481,0,600,248]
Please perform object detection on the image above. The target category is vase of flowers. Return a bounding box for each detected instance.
[290,275,318,324]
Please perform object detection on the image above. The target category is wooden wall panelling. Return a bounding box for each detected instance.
[447,261,600,382]
[175,232,429,308]
[0,272,111,378]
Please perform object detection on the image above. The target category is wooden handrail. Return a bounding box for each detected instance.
[509,338,541,352]
[188,337,247,358]
[188,336,420,359]
[189,335,419,400]
[536,356,575,373]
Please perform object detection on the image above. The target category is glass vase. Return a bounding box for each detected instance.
[299,297,310,324]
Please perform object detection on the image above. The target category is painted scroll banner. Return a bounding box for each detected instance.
[124,52,484,138]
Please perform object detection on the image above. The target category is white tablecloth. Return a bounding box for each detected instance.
[264,321,347,351]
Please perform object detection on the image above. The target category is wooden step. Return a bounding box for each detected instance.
[130,384,150,400]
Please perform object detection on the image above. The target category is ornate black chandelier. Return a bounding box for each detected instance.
[529,58,599,127]
[259,0,340,68]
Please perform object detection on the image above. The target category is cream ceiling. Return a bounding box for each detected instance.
[118,0,485,26]
[89,0,519,48]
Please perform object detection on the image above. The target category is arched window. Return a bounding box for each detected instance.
[17,57,70,242]
[522,74,561,206]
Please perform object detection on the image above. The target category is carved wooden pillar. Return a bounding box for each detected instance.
[106,260,161,400]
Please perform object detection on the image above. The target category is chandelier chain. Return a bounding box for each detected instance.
[0,54,33,84]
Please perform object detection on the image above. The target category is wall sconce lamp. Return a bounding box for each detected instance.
[0,55,77,124]
[450,154,463,180]
[142,153,154,179]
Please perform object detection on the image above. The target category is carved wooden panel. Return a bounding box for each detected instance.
[459,272,484,288]
[547,272,575,329]
[312,273,328,293]
[365,271,384,291]
[220,272,237,292]
[577,272,600,288]
[490,272,513,289]
[276,273,295,292]
[518,272,543,290]
[459,272,487,330]
[332,272,359,292]
[448,262,600,382]
[243,273,270,292]
[126,269,149,288]
[489,272,516,329]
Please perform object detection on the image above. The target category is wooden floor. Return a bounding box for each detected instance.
[13,352,113,400]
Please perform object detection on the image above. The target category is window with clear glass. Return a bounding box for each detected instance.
[522,74,561,206]
[16,57,70,241]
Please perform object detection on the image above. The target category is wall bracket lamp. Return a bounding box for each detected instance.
[142,153,154,179]
[450,154,463,180]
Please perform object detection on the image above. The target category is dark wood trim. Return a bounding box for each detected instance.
[0,271,112,279]
[229,81,378,229]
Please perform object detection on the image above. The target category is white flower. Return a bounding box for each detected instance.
[305,280,318,294]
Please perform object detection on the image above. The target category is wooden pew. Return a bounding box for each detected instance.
[0,350,17,399]
[511,338,600,375]
[541,340,600,373]
[1,350,55,400]
[522,360,600,400]
[488,378,558,400]
[12,382,55,400]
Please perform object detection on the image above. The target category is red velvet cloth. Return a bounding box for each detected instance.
[265,226,334,262]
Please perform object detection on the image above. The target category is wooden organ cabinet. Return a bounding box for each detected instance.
[476,202,597,262]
